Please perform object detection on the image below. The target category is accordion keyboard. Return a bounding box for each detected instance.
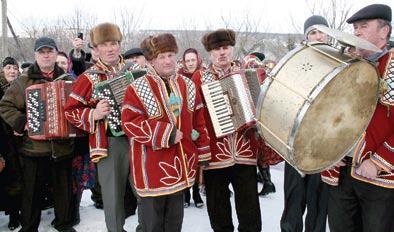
[202,81,235,137]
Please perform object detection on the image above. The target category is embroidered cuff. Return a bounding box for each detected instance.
[198,152,211,162]
[370,152,394,172]
[88,109,96,134]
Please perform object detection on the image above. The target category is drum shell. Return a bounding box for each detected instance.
[257,43,379,174]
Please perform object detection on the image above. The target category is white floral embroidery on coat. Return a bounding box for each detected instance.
[123,121,152,143]
[159,156,183,186]
[215,132,253,161]
[187,154,196,178]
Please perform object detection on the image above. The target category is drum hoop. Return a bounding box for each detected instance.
[286,65,347,169]
[256,76,273,134]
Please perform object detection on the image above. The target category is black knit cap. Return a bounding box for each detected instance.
[347,4,391,24]
[2,57,18,68]
[124,48,144,59]
[304,15,329,35]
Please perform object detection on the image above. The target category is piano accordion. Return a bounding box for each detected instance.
[244,68,266,106]
[201,72,256,138]
[93,69,147,136]
[26,80,84,140]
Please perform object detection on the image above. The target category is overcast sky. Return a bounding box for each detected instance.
[3,0,393,34]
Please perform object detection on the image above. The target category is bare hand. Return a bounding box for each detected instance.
[335,159,347,168]
[13,131,24,136]
[355,159,379,179]
[174,130,183,144]
[72,38,84,53]
[13,123,27,136]
[0,159,5,173]
[93,100,111,120]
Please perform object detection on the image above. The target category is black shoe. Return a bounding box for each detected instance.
[8,212,20,231]
[192,186,204,208]
[184,202,190,208]
[259,182,276,196]
[94,201,104,209]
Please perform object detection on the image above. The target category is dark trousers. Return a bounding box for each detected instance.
[327,165,394,232]
[280,163,328,232]
[139,192,184,232]
[91,163,103,204]
[19,155,75,232]
[204,164,261,232]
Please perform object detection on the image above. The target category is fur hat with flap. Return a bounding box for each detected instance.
[201,29,236,51]
[90,22,123,47]
[140,33,178,61]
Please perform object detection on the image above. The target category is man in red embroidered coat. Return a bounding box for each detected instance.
[321,4,394,232]
[65,23,131,232]
[121,33,211,232]
[192,29,262,232]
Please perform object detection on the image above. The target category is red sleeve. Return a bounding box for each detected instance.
[121,85,175,150]
[65,74,96,134]
[192,82,211,162]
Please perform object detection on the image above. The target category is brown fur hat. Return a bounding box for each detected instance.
[201,29,236,51]
[140,33,178,60]
[90,22,122,47]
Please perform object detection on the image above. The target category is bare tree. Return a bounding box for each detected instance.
[217,10,271,59]
[290,0,353,34]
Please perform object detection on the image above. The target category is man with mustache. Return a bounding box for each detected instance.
[321,4,394,232]
[65,22,131,232]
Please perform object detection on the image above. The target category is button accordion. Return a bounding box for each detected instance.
[201,72,256,138]
[93,69,147,136]
[26,80,84,140]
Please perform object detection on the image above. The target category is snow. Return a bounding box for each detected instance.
[0,163,285,232]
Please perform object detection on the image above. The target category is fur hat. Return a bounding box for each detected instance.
[90,23,122,47]
[201,29,236,51]
[140,33,178,60]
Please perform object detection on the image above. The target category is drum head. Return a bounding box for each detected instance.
[293,61,378,173]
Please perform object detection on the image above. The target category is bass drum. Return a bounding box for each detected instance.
[256,42,379,174]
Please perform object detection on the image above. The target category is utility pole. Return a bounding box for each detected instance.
[1,0,7,59]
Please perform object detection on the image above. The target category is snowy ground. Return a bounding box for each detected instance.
[0,163,285,232]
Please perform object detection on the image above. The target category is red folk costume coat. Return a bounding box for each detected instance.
[64,58,128,163]
[192,63,261,170]
[121,72,211,197]
[322,49,394,188]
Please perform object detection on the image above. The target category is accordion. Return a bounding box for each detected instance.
[244,68,266,106]
[26,80,84,140]
[93,69,147,136]
[201,72,256,138]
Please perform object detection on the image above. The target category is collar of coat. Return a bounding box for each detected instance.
[25,62,65,81]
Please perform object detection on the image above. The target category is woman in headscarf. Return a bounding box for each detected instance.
[178,48,204,79]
